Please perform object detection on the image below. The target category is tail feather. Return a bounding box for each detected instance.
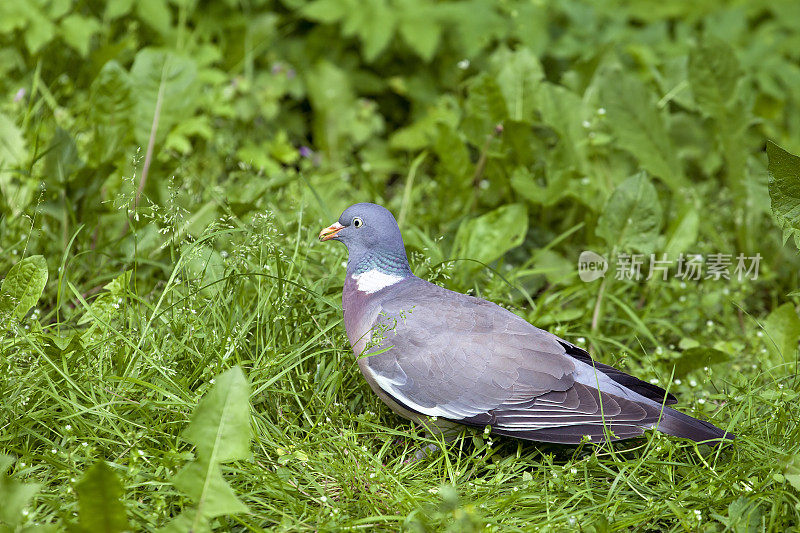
[655,406,734,442]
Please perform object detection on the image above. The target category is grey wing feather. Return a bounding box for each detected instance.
[361,278,665,443]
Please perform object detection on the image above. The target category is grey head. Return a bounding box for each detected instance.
[319,203,412,277]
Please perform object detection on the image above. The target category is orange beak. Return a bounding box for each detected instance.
[319,222,344,241]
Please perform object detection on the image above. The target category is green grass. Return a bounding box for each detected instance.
[1,210,798,531]
[2,0,800,530]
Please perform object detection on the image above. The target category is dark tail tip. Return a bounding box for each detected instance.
[655,407,735,443]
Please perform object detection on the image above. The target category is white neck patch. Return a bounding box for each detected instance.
[351,269,404,294]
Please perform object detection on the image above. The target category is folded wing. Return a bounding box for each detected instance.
[361,278,672,444]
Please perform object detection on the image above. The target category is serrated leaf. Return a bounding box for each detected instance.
[462,74,507,146]
[726,497,763,533]
[0,3,27,34]
[301,0,351,23]
[78,271,131,326]
[688,36,742,116]
[397,1,441,61]
[389,95,460,151]
[75,461,129,533]
[596,173,662,254]
[167,367,252,531]
[763,302,800,363]
[454,204,528,270]
[130,49,198,148]
[172,460,249,519]
[88,61,134,163]
[22,5,56,53]
[510,166,576,208]
[347,0,395,62]
[598,69,683,189]
[183,366,252,464]
[767,141,800,250]
[0,455,41,528]
[440,0,506,58]
[491,46,543,122]
[536,82,587,169]
[0,256,48,320]
[60,14,101,57]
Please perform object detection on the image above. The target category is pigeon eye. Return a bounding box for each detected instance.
[352,217,364,228]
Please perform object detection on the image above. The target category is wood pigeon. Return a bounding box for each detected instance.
[319,203,733,444]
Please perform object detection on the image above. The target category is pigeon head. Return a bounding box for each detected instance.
[319,203,412,277]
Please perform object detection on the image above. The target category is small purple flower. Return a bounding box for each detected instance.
[299,146,313,158]
[286,68,296,79]
[14,88,26,102]
[271,63,283,75]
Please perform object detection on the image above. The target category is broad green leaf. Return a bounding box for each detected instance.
[304,61,383,160]
[672,346,730,377]
[183,366,252,464]
[454,203,528,269]
[462,74,507,146]
[88,61,134,163]
[0,455,41,528]
[726,497,763,533]
[767,141,800,249]
[397,1,441,61]
[47,0,74,19]
[510,165,576,208]
[346,0,395,62]
[0,111,32,216]
[0,256,48,320]
[389,95,460,151]
[596,173,662,254]
[440,0,506,58]
[23,6,56,53]
[598,69,683,189]
[491,46,544,122]
[43,331,82,356]
[0,112,26,168]
[536,82,586,169]
[105,0,134,19]
[166,367,252,531]
[136,0,172,35]
[303,0,393,61]
[157,509,211,533]
[763,302,800,363]
[172,460,249,518]
[0,3,28,33]
[130,48,199,148]
[44,128,83,183]
[785,454,800,492]
[78,271,131,326]
[75,461,129,533]
[663,206,699,259]
[433,124,469,178]
[688,36,742,117]
[60,14,101,57]
[301,0,350,23]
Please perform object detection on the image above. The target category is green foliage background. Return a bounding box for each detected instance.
[1,0,800,530]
